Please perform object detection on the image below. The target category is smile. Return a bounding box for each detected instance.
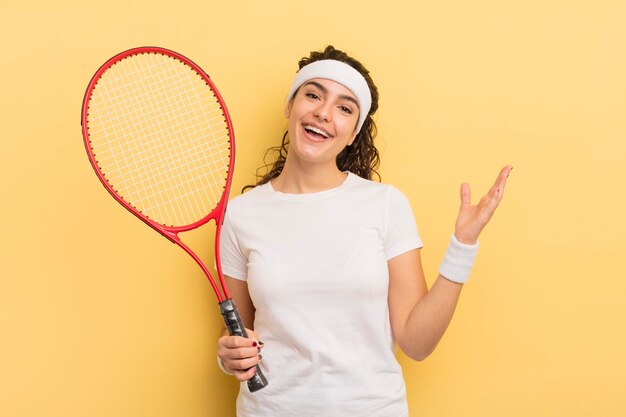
[303,124,331,139]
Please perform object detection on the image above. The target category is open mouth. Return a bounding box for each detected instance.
[303,124,331,140]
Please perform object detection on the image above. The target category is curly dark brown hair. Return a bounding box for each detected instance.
[242,45,380,192]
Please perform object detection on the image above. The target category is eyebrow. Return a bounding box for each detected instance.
[303,81,360,108]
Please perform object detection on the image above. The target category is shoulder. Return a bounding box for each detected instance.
[346,173,409,202]
[223,183,273,229]
[227,182,270,211]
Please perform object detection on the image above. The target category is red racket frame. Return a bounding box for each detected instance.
[81,46,235,303]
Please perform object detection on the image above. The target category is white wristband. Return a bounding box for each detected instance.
[217,355,234,375]
[438,235,479,284]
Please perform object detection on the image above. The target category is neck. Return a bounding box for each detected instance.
[271,158,347,194]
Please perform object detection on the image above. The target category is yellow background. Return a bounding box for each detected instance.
[2,0,625,416]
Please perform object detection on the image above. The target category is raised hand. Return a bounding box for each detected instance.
[454,165,513,244]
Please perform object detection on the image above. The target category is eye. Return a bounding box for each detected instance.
[339,105,353,114]
[305,92,320,100]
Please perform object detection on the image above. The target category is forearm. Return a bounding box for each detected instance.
[398,275,463,361]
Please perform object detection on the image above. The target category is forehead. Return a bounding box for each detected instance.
[302,78,358,101]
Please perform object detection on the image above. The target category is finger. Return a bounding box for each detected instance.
[485,165,512,201]
[496,165,513,198]
[220,335,259,349]
[245,328,263,346]
[482,181,509,219]
[234,366,258,382]
[460,182,471,208]
[494,165,513,189]
[225,354,262,372]
[483,192,501,218]
[236,345,262,358]
[218,343,260,360]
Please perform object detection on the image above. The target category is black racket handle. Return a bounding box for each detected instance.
[219,298,268,392]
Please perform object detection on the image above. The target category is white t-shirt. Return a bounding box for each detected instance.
[220,172,423,417]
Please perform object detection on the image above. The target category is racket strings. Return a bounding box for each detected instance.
[86,52,231,227]
[95,132,229,200]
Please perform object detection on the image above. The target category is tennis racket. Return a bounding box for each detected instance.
[81,46,267,392]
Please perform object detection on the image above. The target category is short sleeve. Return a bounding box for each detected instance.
[384,187,423,260]
[218,209,248,281]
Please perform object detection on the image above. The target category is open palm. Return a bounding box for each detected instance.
[454,165,513,244]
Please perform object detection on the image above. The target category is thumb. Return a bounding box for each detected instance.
[460,182,471,208]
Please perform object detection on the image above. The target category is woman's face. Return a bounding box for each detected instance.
[284,78,360,167]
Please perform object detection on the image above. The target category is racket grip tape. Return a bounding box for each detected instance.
[219,298,268,392]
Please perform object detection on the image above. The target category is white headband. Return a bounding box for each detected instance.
[286,60,372,133]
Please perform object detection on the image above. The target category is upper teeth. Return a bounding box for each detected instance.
[305,125,329,138]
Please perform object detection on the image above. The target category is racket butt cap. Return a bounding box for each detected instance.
[247,369,268,392]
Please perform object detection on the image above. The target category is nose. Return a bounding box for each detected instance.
[313,100,332,122]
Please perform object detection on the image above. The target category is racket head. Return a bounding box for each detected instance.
[81,47,235,238]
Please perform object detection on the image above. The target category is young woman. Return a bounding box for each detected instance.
[217,45,512,417]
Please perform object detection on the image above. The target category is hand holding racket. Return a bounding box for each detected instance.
[81,47,268,392]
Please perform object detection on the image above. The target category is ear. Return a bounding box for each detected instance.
[347,119,360,146]
[347,130,358,147]
[284,100,293,118]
